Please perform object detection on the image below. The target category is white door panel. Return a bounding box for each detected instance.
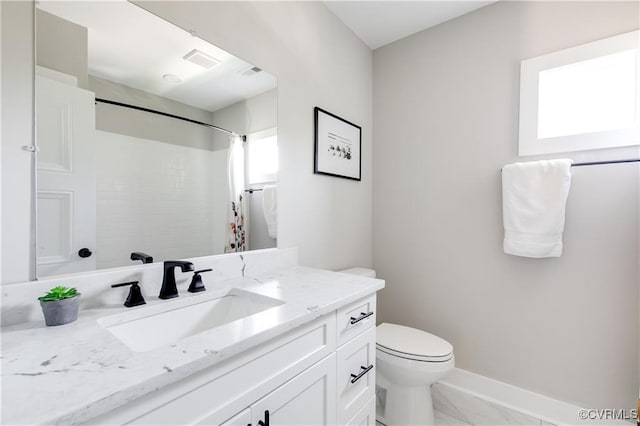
[36,73,96,276]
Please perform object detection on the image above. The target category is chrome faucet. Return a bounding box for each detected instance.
[159,260,194,299]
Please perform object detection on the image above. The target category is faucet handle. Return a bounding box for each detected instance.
[188,269,212,293]
[111,281,146,307]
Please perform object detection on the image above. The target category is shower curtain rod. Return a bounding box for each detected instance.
[95,98,246,141]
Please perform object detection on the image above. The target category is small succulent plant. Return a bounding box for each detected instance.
[38,286,78,302]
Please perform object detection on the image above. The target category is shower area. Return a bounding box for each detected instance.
[34,2,278,277]
[92,89,278,269]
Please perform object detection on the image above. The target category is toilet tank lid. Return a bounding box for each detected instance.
[339,268,376,278]
[377,323,453,358]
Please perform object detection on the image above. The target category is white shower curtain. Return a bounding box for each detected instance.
[225,135,247,253]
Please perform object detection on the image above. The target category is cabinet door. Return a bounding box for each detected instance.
[251,354,336,426]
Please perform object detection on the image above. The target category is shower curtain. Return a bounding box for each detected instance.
[225,135,247,253]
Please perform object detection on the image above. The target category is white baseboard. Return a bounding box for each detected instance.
[438,368,631,426]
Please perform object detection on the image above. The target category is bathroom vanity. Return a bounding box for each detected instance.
[1,252,383,425]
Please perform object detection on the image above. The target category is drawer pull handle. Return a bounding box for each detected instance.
[350,364,374,384]
[258,410,269,426]
[350,311,374,325]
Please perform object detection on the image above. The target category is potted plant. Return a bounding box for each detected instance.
[38,286,80,326]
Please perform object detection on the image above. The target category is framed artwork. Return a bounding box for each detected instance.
[314,107,362,181]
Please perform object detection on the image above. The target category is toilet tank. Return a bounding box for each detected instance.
[339,267,376,278]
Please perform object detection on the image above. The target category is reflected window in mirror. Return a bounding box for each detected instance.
[248,128,278,185]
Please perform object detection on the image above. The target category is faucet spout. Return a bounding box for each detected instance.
[130,251,153,264]
[160,260,194,299]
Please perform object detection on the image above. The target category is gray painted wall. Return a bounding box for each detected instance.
[373,1,639,410]
[90,76,214,151]
[36,9,88,89]
[211,89,278,251]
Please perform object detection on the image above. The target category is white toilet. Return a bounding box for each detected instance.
[339,268,455,426]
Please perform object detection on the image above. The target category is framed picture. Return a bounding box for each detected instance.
[314,107,362,181]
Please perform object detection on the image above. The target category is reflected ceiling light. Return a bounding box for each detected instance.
[183,49,221,69]
[162,74,182,83]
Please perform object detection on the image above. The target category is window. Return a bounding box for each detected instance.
[519,30,639,156]
[247,127,278,184]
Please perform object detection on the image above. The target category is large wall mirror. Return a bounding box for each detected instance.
[35,0,278,278]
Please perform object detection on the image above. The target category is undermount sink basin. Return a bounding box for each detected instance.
[98,288,284,352]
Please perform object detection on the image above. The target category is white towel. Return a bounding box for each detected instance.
[502,159,572,258]
[262,185,277,239]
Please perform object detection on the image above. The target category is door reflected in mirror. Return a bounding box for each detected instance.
[35,0,277,278]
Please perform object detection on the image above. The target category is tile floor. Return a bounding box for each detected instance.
[431,383,548,426]
[375,382,554,426]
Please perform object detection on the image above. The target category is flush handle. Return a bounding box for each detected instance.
[350,364,374,384]
[349,311,373,325]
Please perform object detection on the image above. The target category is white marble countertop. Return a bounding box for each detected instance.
[1,266,384,425]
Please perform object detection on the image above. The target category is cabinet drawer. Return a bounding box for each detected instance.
[337,326,376,424]
[336,294,376,347]
[346,395,375,426]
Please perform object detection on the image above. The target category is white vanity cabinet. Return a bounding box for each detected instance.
[86,294,377,426]
[335,295,377,425]
[219,354,336,426]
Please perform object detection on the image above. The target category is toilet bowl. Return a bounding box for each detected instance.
[376,323,454,426]
[338,268,455,426]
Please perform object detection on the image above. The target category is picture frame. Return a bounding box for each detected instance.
[314,107,362,181]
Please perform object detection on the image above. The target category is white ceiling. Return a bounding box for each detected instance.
[324,1,497,50]
[37,0,277,113]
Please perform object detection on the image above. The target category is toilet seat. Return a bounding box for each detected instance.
[377,323,453,362]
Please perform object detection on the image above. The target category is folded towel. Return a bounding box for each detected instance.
[262,184,277,239]
[502,159,572,258]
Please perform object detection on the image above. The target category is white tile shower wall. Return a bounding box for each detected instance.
[95,130,228,269]
[1,247,297,327]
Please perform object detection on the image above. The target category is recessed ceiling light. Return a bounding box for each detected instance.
[183,49,221,69]
[162,74,182,83]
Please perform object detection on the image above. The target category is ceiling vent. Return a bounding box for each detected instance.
[183,49,221,69]
[241,66,263,77]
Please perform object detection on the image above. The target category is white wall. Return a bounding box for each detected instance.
[137,1,373,271]
[373,1,639,411]
[1,1,33,283]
